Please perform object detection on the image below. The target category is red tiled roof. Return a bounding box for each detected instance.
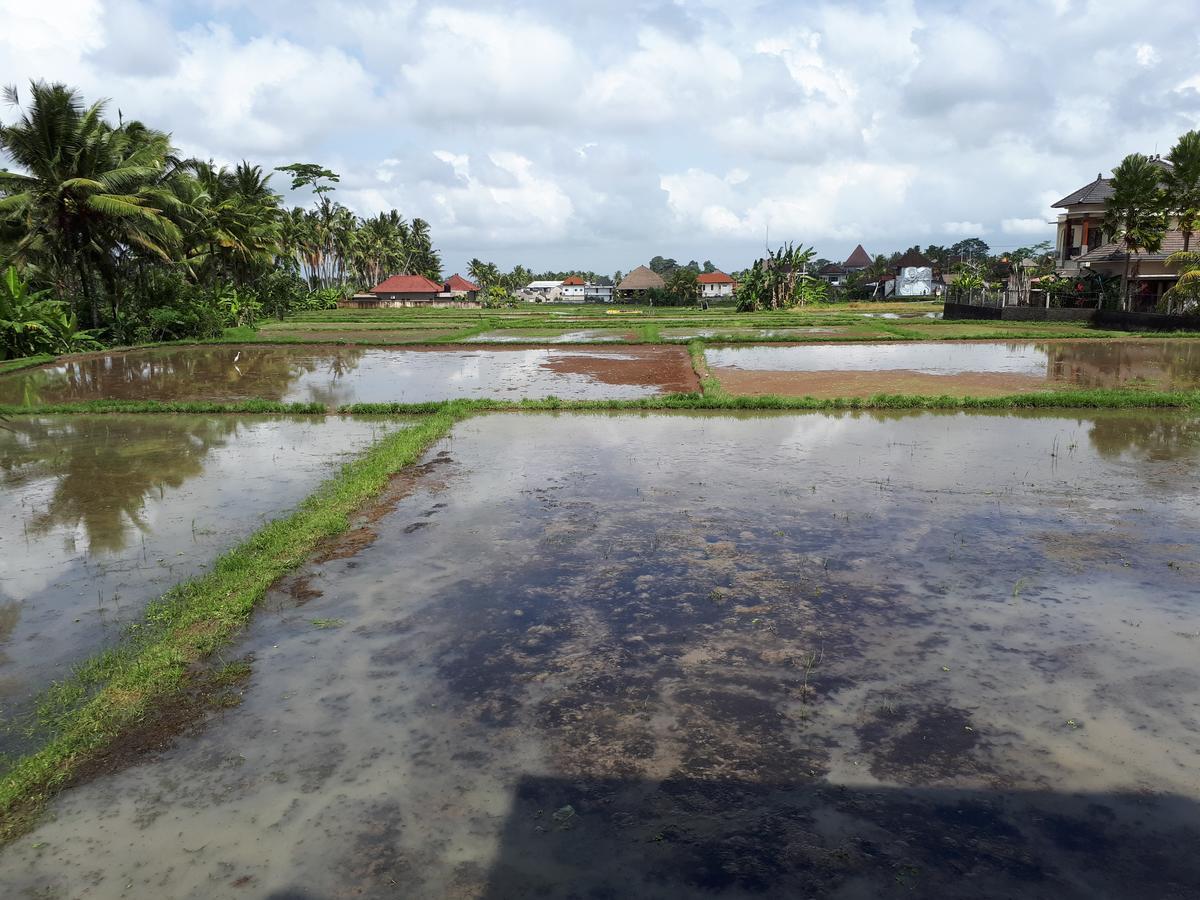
[371,274,443,294]
[446,274,480,291]
[696,270,734,284]
[562,275,585,285]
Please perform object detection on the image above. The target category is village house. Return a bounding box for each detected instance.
[524,280,564,301]
[343,274,482,308]
[696,270,736,298]
[1053,157,1183,311]
[584,283,615,303]
[617,265,666,299]
[445,273,480,302]
[817,245,873,286]
[559,276,586,302]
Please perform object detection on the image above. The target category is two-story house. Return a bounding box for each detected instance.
[1053,157,1184,311]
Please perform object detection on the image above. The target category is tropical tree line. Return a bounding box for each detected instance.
[1102,129,1200,312]
[0,81,441,358]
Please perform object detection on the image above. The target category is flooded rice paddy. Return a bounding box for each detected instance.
[0,414,404,741]
[464,329,630,343]
[0,345,698,406]
[4,410,1199,898]
[707,339,1200,397]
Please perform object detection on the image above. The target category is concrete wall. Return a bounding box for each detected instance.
[1094,310,1200,331]
[944,302,1200,330]
[942,302,1092,322]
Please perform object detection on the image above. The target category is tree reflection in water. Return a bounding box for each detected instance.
[0,415,242,554]
[0,345,366,405]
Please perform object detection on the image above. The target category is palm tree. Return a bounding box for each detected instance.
[0,81,181,326]
[1164,130,1200,252]
[1163,251,1200,313]
[1103,153,1167,310]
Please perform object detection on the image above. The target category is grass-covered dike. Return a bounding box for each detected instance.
[0,411,460,841]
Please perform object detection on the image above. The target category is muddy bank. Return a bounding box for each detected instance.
[3,410,1199,897]
[713,367,1053,397]
[541,344,698,393]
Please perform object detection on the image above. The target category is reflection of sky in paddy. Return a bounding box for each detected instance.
[283,348,664,404]
[707,342,1054,375]
[705,340,1200,387]
[0,347,674,406]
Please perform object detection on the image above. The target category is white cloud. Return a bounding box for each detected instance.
[1135,42,1160,67]
[400,8,581,125]
[1002,217,1053,234]
[942,221,985,235]
[585,28,742,125]
[425,150,575,244]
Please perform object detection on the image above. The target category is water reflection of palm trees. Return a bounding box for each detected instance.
[1087,414,1200,460]
[0,346,366,405]
[0,416,241,554]
[1040,340,1200,388]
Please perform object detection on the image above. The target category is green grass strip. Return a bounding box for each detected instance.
[0,411,459,840]
[0,355,54,375]
[339,388,1200,416]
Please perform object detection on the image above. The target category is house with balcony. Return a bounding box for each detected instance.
[1052,157,1185,311]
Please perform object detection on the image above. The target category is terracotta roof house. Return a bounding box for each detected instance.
[446,274,480,299]
[341,274,481,309]
[696,270,736,298]
[618,266,666,298]
[560,275,587,302]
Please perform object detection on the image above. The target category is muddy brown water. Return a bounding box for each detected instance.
[0,414,406,745]
[3,410,1199,897]
[707,339,1200,397]
[0,344,697,406]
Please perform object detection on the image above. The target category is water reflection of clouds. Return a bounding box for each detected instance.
[707,343,1051,375]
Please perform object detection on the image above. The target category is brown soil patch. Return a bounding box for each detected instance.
[284,575,324,604]
[712,367,1054,398]
[542,346,700,393]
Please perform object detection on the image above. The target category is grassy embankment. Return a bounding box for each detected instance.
[0,411,460,841]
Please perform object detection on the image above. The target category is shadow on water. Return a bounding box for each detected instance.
[470,776,1200,899]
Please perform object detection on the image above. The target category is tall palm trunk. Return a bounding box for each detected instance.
[1121,250,1131,311]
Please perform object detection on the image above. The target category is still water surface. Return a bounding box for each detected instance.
[0,344,693,405]
[0,414,405,737]
[3,410,1198,897]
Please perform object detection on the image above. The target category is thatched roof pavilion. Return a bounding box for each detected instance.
[618,265,666,293]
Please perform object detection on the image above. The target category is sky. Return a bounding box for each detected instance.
[3,0,1200,278]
